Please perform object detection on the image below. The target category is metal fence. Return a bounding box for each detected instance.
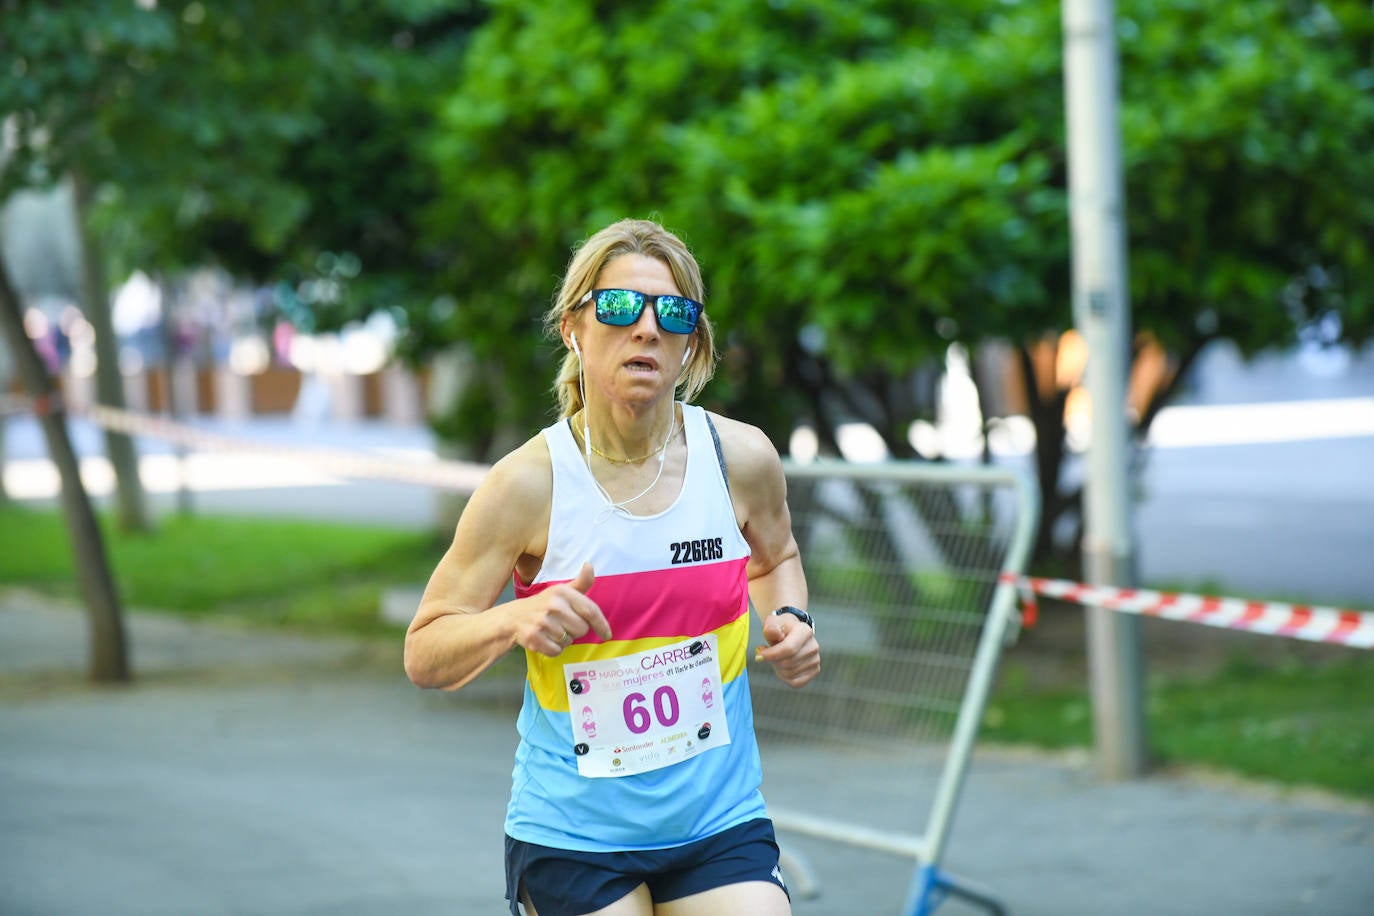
[760,459,1039,916]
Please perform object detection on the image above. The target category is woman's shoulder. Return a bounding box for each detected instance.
[701,410,783,480]
[477,429,554,506]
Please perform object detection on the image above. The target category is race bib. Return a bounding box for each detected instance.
[564,634,731,778]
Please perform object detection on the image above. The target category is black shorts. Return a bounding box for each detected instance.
[504,817,788,916]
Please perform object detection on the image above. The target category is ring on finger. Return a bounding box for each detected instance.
[558,629,572,647]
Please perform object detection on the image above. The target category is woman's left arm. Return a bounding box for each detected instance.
[713,413,820,689]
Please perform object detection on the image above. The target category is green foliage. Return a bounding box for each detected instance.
[412,0,1374,458]
[1116,0,1374,353]
[419,0,1070,445]
[2,0,483,306]
[0,1,176,196]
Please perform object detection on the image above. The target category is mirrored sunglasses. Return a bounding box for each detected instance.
[578,288,702,335]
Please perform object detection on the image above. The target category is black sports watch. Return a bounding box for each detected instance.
[773,606,815,631]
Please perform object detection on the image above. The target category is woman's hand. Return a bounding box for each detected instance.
[755,613,820,688]
[510,562,613,657]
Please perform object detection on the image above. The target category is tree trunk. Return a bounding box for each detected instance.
[157,276,193,516]
[0,405,8,505]
[71,170,148,532]
[0,389,9,505]
[1135,331,1214,438]
[1016,339,1071,561]
[0,335,10,503]
[0,253,130,682]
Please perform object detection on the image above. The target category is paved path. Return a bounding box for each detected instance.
[2,593,1371,916]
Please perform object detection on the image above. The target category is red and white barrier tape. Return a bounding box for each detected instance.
[3,394,489,493]
[1000,572,1374,650]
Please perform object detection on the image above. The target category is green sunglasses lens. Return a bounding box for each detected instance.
[655,296,700,334]
[594,289,644,326]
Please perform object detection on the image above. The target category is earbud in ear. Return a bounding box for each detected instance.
[681,347,692,367]
[570,332,581,358]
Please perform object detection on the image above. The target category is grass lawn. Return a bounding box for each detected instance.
[0,504,444,637]
[984,654,1374,800]
[3,504,1371,801]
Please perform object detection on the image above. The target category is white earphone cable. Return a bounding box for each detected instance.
[573,345,676,517]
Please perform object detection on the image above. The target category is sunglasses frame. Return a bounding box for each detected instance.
[577,288,703,335]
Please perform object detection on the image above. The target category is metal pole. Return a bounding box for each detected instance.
[1061,0,1149,778]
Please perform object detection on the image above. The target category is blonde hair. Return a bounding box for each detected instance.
[544,219,717,419]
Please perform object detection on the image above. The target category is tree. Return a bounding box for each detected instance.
[416,0,1023,450]
[0,1,172,679]
[0,0,480,675]
[0,183,84,506]
[0,321,9,505]
[412,0,1374,565]
[0,255,129,681]
[1019,0,1374,557]
[84,0,485,464]
[1,1,172,531]
[3,0,482,403]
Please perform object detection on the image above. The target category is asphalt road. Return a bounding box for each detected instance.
[2,594,1372,916]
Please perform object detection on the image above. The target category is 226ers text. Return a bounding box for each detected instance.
[669,537,725,565]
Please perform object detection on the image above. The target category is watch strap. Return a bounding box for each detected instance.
[772,606,814,630]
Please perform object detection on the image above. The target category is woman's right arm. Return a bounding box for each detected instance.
[403,439,610,691]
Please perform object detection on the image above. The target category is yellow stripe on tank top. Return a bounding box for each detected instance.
[528,613,751,713]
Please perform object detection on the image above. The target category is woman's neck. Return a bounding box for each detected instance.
[576,401,678,464]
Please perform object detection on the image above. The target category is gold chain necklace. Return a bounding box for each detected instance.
[575,410,677,464]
